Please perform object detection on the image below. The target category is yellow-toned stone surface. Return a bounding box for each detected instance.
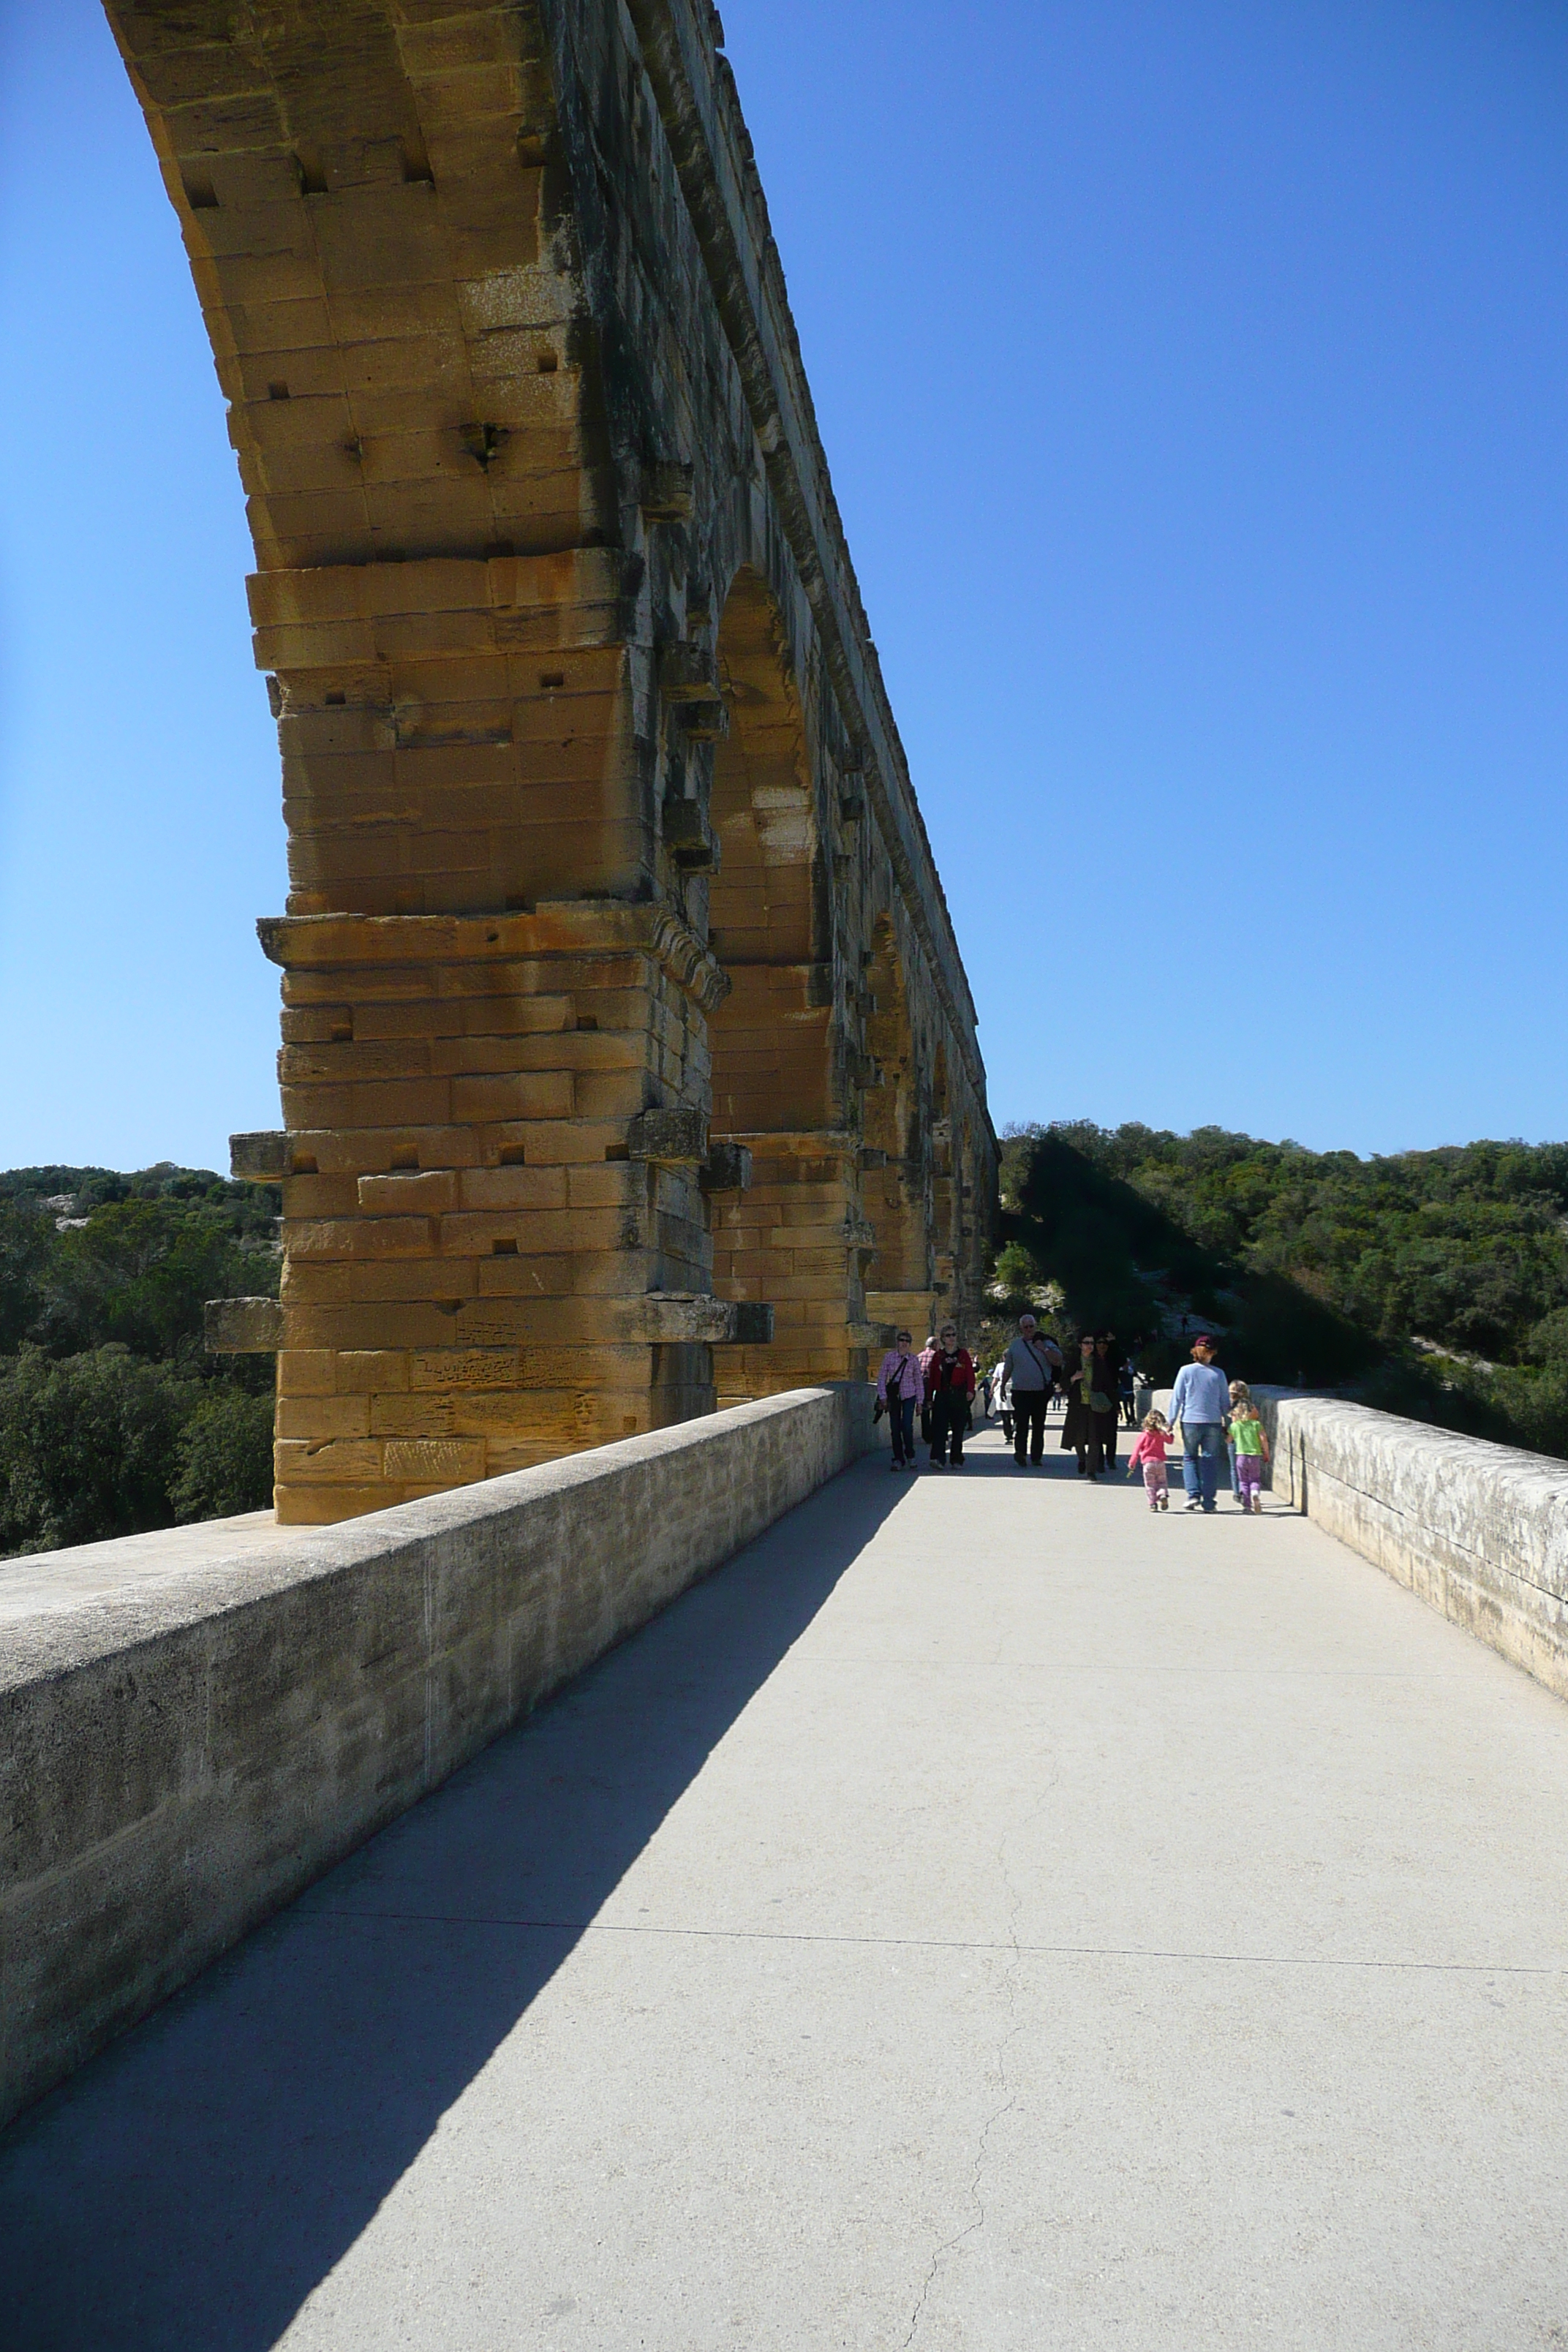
[105,0,995,1521]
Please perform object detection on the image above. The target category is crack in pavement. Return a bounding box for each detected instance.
[902,1777,1048,2343]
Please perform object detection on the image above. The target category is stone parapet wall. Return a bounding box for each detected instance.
[0,1384,872,2132]
[1252,1389,1568,1702]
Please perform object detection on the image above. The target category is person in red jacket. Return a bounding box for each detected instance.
[927,1321,976,1469]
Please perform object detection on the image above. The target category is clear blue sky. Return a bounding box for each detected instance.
[2,0,1567,1170]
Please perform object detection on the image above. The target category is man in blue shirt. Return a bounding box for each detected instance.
[1167,1334,1232,1513]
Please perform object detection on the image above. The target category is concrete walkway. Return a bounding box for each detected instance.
[5,1421,1568,2349]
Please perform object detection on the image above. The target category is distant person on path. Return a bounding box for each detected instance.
[875,1329,923,1474]
[1119,1355,1137,1428]
[927,1322,976,1469]
[1126,1409,1175,1510]
[1041,1328,1065,1406]
[999,1313,1054,1468]
[1229,1392,1270,1513]
[1062,1335,1113,1478]
[1168,1334,1232,1512]
[919,1333,938,1449]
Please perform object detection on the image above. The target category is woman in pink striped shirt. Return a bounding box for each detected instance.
[875,1330,924,1472]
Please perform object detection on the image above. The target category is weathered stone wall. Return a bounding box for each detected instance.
[0,1383,872,2132]
[102,0,996,1520]
[1253,1389,1568,1702]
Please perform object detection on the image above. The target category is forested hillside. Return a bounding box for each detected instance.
[0,1165,280,1554]
[992,1124,1568,1460]
[9,1124,1568,1553]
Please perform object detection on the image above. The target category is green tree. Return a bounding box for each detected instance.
[0,1347,197,1555]
[171,1389,275,1522]
[0,1201,49,1352]
[37,1196,279,1364]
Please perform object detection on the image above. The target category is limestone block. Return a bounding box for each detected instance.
[356,1169,461,1213]
[662,796,720,870]
[230,1131,290,1181]
[273,1437,384,1485]
[276,1395,371,1440]
[627,1106,707,1165]
[333,1350,411,1394]
[632,1293,737,1343]
[657,641,722,704]
[203,1297,284,1353]
[638,459,693,520]
[382,1437,486,1485]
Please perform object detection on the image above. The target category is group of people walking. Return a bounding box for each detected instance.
[872,1323,976,1471]
[873,1322,1270,1509]
[994,1321,1134,1476]
[1126,1334,1270,1512]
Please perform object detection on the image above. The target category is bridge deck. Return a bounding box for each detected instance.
[5,1424,1568,2348]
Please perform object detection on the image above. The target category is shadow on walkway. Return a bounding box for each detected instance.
[0,1460,903,2351]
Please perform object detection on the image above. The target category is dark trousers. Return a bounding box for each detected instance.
[889,1395,916,1463]
[1011,1390,1048,1463]
[930,1391,967,1463]
[1072,1411,1117,1477]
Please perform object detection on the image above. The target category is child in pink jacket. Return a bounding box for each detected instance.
[1126,1410,1175,1511]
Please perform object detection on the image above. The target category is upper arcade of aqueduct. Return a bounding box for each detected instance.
[106,0,996,1521]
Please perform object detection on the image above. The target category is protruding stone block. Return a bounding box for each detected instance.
[206,1297,284,1352]
[627,1294,775,1344]
[662,796,720,869]
[658,642,723,704]
[230,1131,290,1182]
[633,1292,737,1343]
[679,700,729,742]
[640,458,693,521]
[628,1107,708,1164]
[701,1142,753,1194]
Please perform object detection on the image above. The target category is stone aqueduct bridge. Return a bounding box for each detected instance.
[106,0,995,1523]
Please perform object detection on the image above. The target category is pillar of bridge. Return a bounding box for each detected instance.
[92,1,739,1522]
[102,0,993,1520]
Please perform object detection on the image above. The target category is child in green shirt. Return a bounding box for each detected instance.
[1228,1398,1270,1513]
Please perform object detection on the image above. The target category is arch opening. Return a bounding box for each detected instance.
[703,570,849,1400]
[860,917,935,1343]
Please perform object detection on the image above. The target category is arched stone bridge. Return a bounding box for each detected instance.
[105,0,996,1521]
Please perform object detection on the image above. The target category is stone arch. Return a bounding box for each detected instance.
[94,0,998,1517]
